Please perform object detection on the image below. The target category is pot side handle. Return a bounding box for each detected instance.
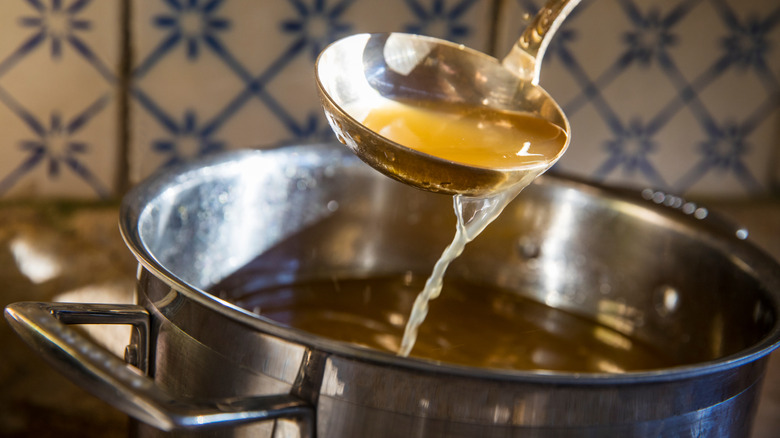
[4,302,313,433]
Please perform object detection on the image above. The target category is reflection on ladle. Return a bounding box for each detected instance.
[316,0,581,197]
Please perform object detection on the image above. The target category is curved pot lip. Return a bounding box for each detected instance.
[120,145,780,386]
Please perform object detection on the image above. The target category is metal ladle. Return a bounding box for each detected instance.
[315,0,580,196]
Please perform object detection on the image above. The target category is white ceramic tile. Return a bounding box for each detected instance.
[496,0,780,197]
[0,0,122,199]
[129,0,495,183]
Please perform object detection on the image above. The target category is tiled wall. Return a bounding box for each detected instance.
[0,0,778,200]
[128,0,494,182]
[501,0,780,198]
[0,1,123,198]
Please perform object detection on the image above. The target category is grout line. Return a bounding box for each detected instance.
[116,0,132,197]
[487,0,504,57]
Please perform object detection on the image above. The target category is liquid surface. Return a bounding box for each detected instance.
[360,100,568,170]
[226,275,679,372]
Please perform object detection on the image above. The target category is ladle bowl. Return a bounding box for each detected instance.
[315,0,580,196]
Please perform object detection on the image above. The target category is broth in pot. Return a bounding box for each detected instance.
[214,273,680,373]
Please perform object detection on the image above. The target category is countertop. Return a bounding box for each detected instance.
[1,199,779,437]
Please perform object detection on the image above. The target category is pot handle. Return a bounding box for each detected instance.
[4,302,313,433]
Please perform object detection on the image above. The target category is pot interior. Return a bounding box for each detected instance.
[130,144,780,373]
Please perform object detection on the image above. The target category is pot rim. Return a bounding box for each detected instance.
[119,145,780,385]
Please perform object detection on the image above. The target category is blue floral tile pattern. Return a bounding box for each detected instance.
[129,0,493,182]
[0,0,121,199]
[5,0,773,199]
[497,0,780,197]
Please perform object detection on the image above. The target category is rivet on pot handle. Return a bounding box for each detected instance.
[4,302,314,434]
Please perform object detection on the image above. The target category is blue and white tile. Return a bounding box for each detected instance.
[0,0,122,199]
[129,0,495,182]
[497,0,780,197]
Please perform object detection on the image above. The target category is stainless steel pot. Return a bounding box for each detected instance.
[6,143,780,437]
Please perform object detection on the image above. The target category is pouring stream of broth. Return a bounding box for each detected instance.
[359,101,569,356]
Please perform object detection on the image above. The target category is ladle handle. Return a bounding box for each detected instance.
[4,302,313,434]
[502,0,581,85]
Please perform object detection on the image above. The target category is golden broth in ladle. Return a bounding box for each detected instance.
[361,100,568,170]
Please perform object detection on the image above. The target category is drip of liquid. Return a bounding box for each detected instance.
[361,99,568,356]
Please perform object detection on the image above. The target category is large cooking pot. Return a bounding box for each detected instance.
[6,143,780,437]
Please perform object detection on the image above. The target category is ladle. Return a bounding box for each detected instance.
[315,0,581,196]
